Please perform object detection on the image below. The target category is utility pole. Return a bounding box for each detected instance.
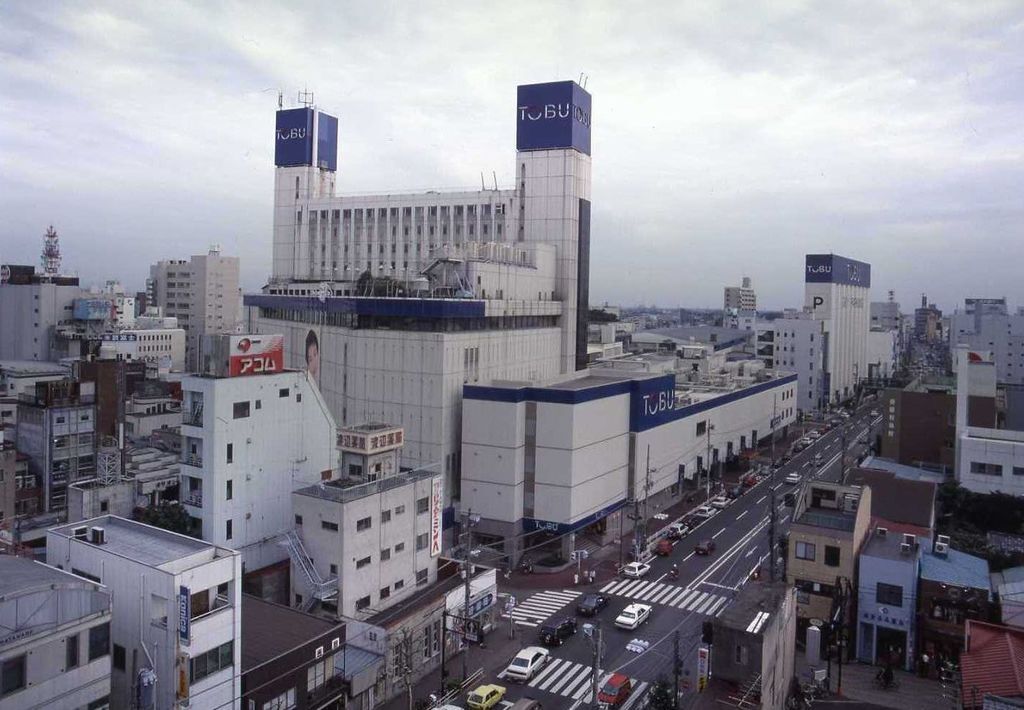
[439,609,448,698]
[673,628,681,710]
[705,424,715,500]
[840,420,849,483]
[587,622,604,710]
[768,394,778,582]
[631,446,652,562]
[460,509,476,683]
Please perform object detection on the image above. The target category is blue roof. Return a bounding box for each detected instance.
[920,547,991,591]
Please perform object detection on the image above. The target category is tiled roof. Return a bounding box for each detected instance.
[961,620,1024,706]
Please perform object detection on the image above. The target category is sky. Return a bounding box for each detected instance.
[1,2,1022,312]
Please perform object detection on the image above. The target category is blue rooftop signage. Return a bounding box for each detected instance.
[628,374,679,431]
[275,108,314,167]
[316,112,338,171]
[516,81,592,156]
[805,254,872,288]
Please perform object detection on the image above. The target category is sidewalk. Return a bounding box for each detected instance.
[797,651,952,710]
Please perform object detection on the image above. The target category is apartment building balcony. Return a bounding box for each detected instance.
[181,454,204,468]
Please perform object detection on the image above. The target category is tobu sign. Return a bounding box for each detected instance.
[629,374,678,431]
[275,107,314,167]
[229,335,284,377]
[805,254,872,287]
[516,80,592,156]
[429,477,443,557]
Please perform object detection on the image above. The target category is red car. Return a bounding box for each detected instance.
[597,672,633,706]
[655,539,673,556]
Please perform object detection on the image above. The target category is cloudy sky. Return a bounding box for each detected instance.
[1,2,1021,311]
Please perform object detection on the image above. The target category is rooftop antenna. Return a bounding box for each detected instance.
[298,86,315,108]
[480,172,485,191]
[278,90,283,109]
[579,72,584,85]
[492,171,498,190]
[41,225,61,277]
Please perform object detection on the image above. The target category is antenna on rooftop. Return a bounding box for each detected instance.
[41,225,61,277]
[492,171,498,190]
[481,172,485,191]
[298,87,315,108]
[278,90,283,109]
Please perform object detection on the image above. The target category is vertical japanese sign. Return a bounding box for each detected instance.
[178,585,191,644]
[429,477,443,557]
[697,645,709,691]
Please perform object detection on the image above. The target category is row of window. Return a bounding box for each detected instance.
[231,389,297,420]
[1,623,109,698]
[794,541,842,567]
[299,203,509,222]
[353,569,430,611]
[969,461,1024,477]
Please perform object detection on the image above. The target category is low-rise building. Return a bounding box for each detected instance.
[47,516,243,710]
[856,525,923,671]
[786,481,872,634]
[917,534,993,662]
[711,581,797,710]
[847,467,936,537]
[0,556,112,710]
[0,360,68,427]
[960,620,1024,708]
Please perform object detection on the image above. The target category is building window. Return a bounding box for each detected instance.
[232,401,250,419]
[307,655,333,691]
[380,586,391,599]
[356,516,372,532]
[734,644,749,665]
[381,509,392,524]
[795,541,816,561]
[1014,467,1024,476]
[1,656,25,696]
[824,545,840,567]
[416,497,429,514]
[970,461,1003,476]
[279,388,289,398]
[66,632,79,670]
[189,641,234,683]
[226,443,233,464]
[696,421,707,436]
[296,393,302,403]
[394,504,406,515]
[321,521,339,532]
[356,556,371,569]
[225,519,233,540]
[416,533,429,551]
[255,399,261,410]
[330,563,338,574]
[226,480,232,501]
[87,622,110,662]
[395,542,405,553]
[394,579,404,590]
[294,515,303,526]
[877,582,903,607]
[113,643,126,671]
[356,596,371,611]
[262,688,296,710]
[416,569,429,585]
[381,548,391,561]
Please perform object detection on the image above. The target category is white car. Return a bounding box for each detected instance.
[615,603,652,630]
[807,430,821,440]
[504,646,550,682]
[709,496,730,510]
[784,472,801,485]
[621,561,651,579]
[691,504,717,519]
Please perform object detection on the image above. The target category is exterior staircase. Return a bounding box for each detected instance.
[281,530,338,604]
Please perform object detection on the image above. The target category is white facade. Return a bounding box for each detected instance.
[724,277,757,312]
[180,368,338,571]
[47,516,242,710]
[461,367,798,555]
[866,329,898,381]
[757,317,824,414]
[149,250,242,369]
[0,276,83,361]
[805,254,871,407]
[951,305,1024,385]
[95,327,186,371]
[954,346,1024,495]
[0,556,112,710]
[290,467,442,618]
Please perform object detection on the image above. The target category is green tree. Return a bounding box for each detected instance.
[134,502,191,535]
[647,676,675,709]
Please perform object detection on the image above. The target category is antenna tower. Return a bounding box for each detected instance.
[298,87,315,108]
[41,225,61,276]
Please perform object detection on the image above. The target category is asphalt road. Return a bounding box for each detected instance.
[485,403,884,709]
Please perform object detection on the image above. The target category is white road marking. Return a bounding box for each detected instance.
[683,552,695,561]
[736,511,748,520]
[756,495,767,504]
[712,528,725,539]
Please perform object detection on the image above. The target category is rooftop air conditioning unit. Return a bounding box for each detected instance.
[937,534,951,546]
[877,527,888,538]
[900,542,911,554]
[331,637,341,650]
[935,541,950,556]
[73,526,89,541]
[90,527,106,545]
[903,533,917,547]
[315,645,324,659]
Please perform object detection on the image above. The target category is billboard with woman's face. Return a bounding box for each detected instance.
[305,329,320,384]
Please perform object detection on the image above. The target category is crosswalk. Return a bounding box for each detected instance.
[599,579,730,617]
[525,657,649,707]
[501,589,581,627]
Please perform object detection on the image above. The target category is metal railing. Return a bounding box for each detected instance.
[281,530,338,601]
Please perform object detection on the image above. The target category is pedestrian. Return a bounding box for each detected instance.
[920,652,930,678]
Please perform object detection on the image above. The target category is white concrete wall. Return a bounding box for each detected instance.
[957,427,1024,495]
[181,369,338,571]
[806,281,870,404]
[0,282,83,361]
[461,398,526,524]
[866,329,898,380]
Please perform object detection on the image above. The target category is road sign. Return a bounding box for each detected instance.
[570,549,589,561]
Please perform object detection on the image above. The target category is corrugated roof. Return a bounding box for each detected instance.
[961,620,1024,706]
[920,546,991,592]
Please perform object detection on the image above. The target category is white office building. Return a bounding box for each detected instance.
[0,556,112,710]
[951,299,1024,385]
[804,254,871,408]
[47,517,242,710]
[248,80,593,511]
[724,276,757,312]
[0,265,83,362]
[148,248,242,369]
[460,361,797,561]
[867,329,899,382]
[180,334,338,579]
[757,316,825,415]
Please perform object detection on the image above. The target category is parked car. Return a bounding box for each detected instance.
[621,561,651,579]
[813,453,823,466]
[780,454,793,465]
[807,430,821,440]
[793,441,807,453]
[655,538,674,556]
[709,495,730,509]
[666,521,691,540]
[504,647,550,682]
[726,485,743,499]
[614,603,652,630]
[598,673,634,706]
[870,409,880,417]
[784,472,801,485]
[538,618,577,646]
[691,505,717,519]
[741,473,759,487]
[467,684,507,709]
[694,539,716,555]
[576,593,608,616]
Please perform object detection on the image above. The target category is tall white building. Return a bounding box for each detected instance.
[180,334,338,583]
[724,276,757,312]
[951,299,1024,385]
[804,254,871,408]
[758,315,825,414]
[148,248,242,369]
[248,80,593,509]
[0,264,83,362]
[47,517,243,710]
